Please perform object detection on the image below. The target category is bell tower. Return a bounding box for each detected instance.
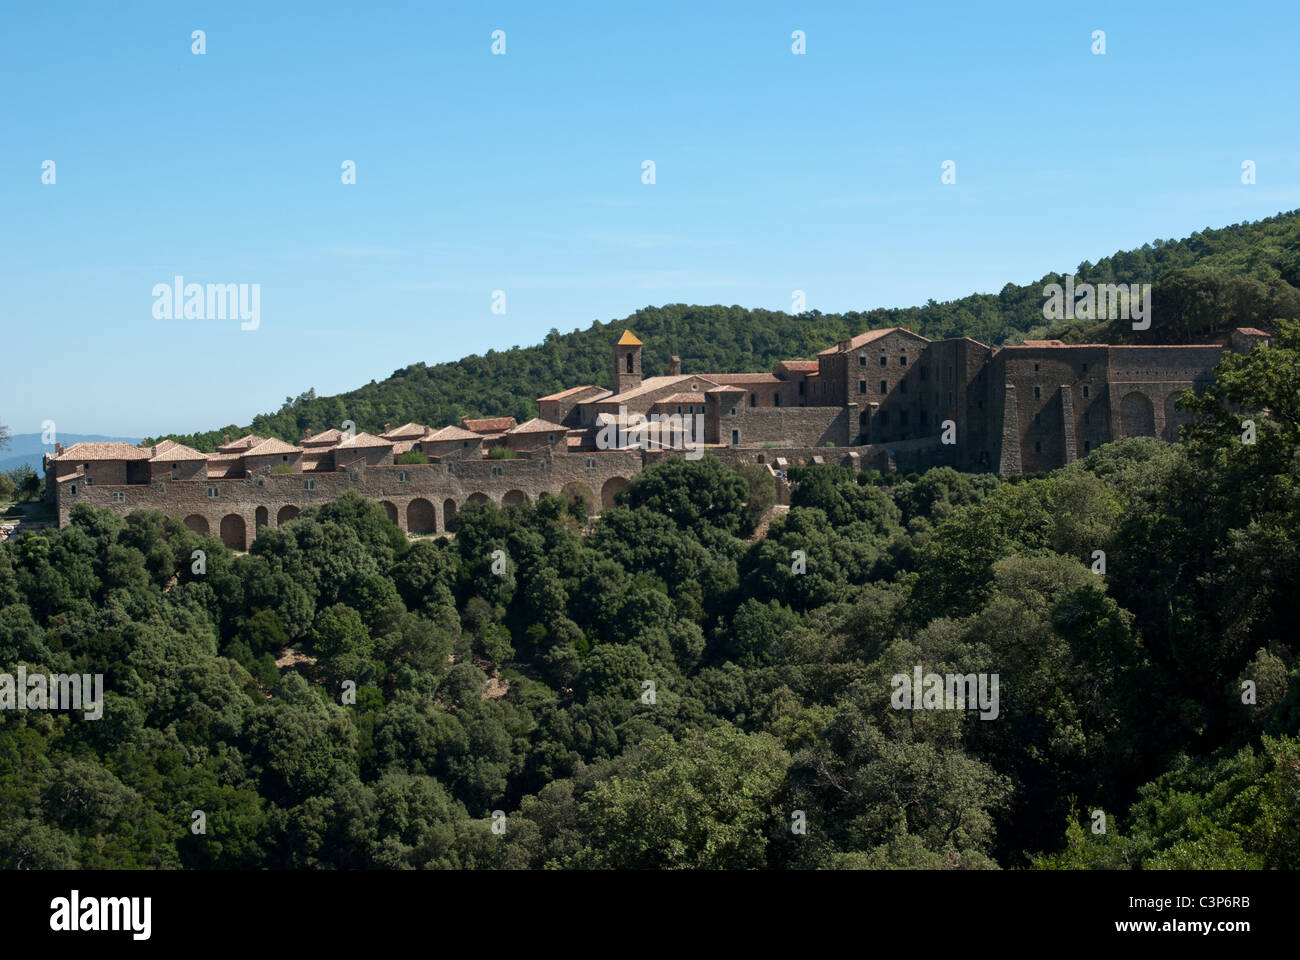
[613,329,643,394]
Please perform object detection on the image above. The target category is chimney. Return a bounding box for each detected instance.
[223,433,230,444]
[670,355,681,376]
[384,422,391,433]
[304,427,313,439]
[55,442,64,454]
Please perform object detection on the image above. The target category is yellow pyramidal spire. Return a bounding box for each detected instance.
[616,330,643,346]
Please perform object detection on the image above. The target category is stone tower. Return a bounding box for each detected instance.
[613,329,643,395]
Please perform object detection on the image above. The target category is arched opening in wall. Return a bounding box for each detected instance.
[220,514,247,550]
[601,476,629,510]
[255,506,269,529]
[407,498,435,534]
[503,489,527,507]
[183,514,209,534]
[1164,392,1193,441]
[560,482,594,515]
[381,501,399,526]
[277,505,299,525]
[467,492,490,506]
[443,498,457,528]
[756,454,765,464]
[1121,392,1155,437]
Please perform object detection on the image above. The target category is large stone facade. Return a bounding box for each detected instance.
[45,325,1271,547]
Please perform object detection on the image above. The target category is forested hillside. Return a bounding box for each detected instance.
[6,322,1298,869]
[149,211,1300,453]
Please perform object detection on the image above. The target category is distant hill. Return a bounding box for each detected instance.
[150,210,1300,453]
[1,433,142,475]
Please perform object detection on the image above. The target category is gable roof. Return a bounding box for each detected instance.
[53,441,151,462]
[218,433,264,453]
[463,417,517,434]
[600,375,697,405]
[537,384,610,402]
[149,442,207,462]
[424,425,481,442]
[336,431,392,449]
[243,437,303,457]
[507,417,568,435]
[817,327,928,356]
[301,428,344,446]
[380,422,429,440]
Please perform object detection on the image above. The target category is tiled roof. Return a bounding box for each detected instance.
[53,441,151,462]
[537,385,610,402]
[151,439,178,455]
[336,431,392,449]
[218,434,264,452]
[243,437,303,457]
[380,422,429,440]
[301,428,344,446]
[654,393,711,405]
[817,327,925,356]
[463,417,517,433]
[705,384,746,394]
[1236,327,1270,336]
[424,425,481,442]
[508,417,568,435]
[149,443,206,462]
[698,373,780,385]
[616,330,643,346]
[600,375,694,404]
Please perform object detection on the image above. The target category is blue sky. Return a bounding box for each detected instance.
[2,0,1297,437]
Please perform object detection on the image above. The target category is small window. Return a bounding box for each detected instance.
[1082,385,1090,399]
[256,477,266,487]
[1035,412,1042,425]
[879,356,887,367]
[85,477,93,485]
[69,484,77,496]
[282,454,289,462]
[491,465,504,477]
[899,355,907,366]
[207,486,219,499]
[749,394,756,407]
[548,434,555,443]
[730,429,740,445]
[859,380,867,395]
[447,463,455,475]
[858,355,866,366]
[798,381,804,396]
[349,469,360,481]
[1034,363,1040,372]
[879,380,887,394]
[730,407,737,416]
[676,405,682,414]
[111,490,124,503]
[1033,386,1042,399]
[398,471,410,483]
[1083,412,1090,426]
[1084,440,1091,452]
[690,383,698,390]
[774,394,781,407]
[585,456,596,470]
[1082,363,1089,373]
[304,478,315,491]
[157,481,166,492]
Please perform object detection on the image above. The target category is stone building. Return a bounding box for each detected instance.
[44,325,1269,549]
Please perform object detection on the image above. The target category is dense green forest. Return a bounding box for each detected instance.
[148,210,1300,453]
[5,321,1298,869]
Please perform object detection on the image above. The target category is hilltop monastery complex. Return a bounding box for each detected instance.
[44,325,1271,548]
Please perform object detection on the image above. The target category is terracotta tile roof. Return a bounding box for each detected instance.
[537,384,610,402]
[1236,327,1270,336]
[705,384,746,394]
[336,431,392,449]
[151,439,178,455]
[777,360,819,372]
[380,422,429,440]
[616,330,643,346]
[301,428,344,446]
[601,375,694,404]
[654,393,710,405]
[53,441,151,462]
[243,437,303,457]
[463,417,517,433]
[508,417,568,435]
[1019,339,1067,347]
[698,373,780,385]
[149,443,206,462]
[817,327,925,356]
[424,425,481,442]
[218,433,264,452]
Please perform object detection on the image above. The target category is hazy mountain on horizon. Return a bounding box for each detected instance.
[0,433,143,476]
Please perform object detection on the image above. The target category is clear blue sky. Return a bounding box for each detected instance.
[2,0,1297,438]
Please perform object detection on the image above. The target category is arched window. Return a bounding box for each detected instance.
[626,352,633,373]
